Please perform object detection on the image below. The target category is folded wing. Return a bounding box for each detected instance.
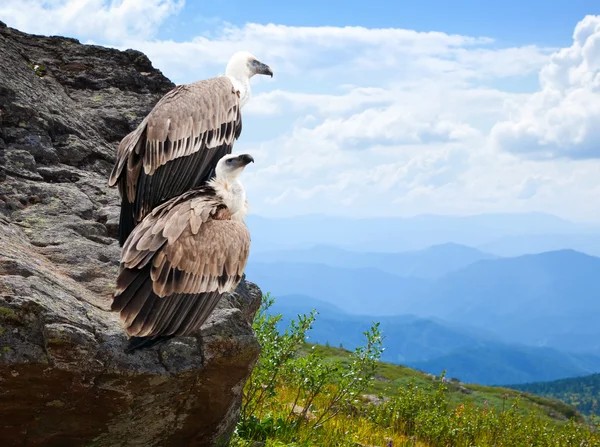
[109,76,243,245]
[111,188,251,339]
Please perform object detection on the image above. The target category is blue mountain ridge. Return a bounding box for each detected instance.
[268,294,600,385]
[245,212,600,254]
[247,244,600,384]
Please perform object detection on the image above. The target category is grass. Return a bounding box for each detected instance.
[232,295,600,447]
[306,343,584,424]
[234,384,427,447]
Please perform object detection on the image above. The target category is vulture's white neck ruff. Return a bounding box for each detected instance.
[227,76,251,108]
[225,53,254,108]
[209,172,248,221]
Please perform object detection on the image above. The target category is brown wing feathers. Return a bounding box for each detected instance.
[108,77,243,246]
[111,188,251,343]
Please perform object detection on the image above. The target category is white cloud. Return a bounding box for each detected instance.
[516,175,552,200]
[118,23,545,85]
[244,88,394,116]
[0,0,184,43]
[297,107,480,146]
[491,15,600,160]
[452,46,553,79]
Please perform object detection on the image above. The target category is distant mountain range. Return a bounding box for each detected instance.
[421,249,600,354]
[268,294,600,385]
[248,242,600,385]
[479,233,600,258]
[246,260,430,316]
[409,346,600,386]
[248,247,600,352]
[269,294,499,363]
[250,243,496,279]
[246,212,600,256]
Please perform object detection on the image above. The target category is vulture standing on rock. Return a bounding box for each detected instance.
[111,153,255,352]
[108,51,273,246]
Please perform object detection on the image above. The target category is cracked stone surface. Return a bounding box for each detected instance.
[0,21,262,447]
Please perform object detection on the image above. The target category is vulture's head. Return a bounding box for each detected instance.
[215,153,254,181]
[226,51,273,79]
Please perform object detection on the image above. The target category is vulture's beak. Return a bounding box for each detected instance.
[255,61,273,78]
[238,154,255,166]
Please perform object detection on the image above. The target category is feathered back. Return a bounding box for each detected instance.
[109,76,243,245]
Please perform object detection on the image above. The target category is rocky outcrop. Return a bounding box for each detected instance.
[0,21,262,447]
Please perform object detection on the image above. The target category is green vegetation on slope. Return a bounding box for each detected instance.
[508,373,600,417]
[306,343,584,424]
[232,295,600,447]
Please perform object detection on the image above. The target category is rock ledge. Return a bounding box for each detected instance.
[0,21,262,447]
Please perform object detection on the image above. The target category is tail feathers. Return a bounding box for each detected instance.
[118,198,136,247]
[125,335,174,354]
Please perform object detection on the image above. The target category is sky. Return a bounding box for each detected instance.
[2,1,600,221]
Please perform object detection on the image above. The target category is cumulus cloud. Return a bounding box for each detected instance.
[296,107,480,147]
[0,0,183,43]
[491,15,600,160]
[118,23,547,85]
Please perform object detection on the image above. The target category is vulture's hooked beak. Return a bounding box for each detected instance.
[238,154,255,166]
[254,60,273,78]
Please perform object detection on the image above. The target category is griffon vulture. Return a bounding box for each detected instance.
[111,153,254,352]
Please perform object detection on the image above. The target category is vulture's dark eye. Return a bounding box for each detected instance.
[226,158,233,164]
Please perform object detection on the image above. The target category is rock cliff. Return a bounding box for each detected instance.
[0,21,262,447]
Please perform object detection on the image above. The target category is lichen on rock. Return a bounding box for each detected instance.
[0,20,262,447]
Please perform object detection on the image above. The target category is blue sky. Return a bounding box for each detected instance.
[2,1,600,222]
[162,0,598,47]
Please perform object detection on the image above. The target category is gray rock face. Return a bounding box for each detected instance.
[0,21,262,447]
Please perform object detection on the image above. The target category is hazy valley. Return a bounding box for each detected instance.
[245,212,600,385]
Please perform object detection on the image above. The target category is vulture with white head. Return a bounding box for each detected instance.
[111,153,254,352]
[109,51,272,245]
